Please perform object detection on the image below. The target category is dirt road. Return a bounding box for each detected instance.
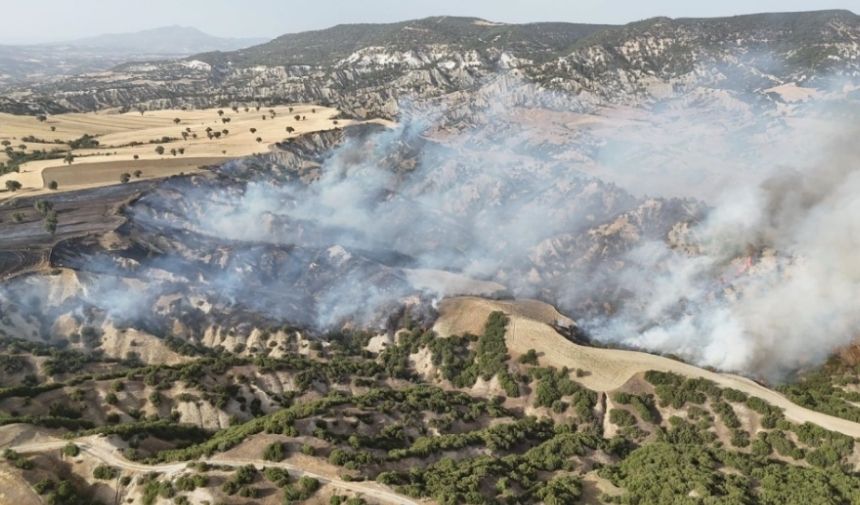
[11,438,420,505]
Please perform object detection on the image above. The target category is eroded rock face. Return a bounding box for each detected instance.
[5,12,860,118]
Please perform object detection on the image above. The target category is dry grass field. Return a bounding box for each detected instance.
[0,104,355,200]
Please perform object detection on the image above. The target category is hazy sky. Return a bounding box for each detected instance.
[1,0,858,43]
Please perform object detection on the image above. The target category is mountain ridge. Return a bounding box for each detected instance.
[2,9,860,118]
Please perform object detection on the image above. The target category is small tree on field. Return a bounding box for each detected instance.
[64,152,74,165]
[62,443,79,457]
[263,442,285,462]
[294,115,300,121]
[217,109,224,117]
[250,128,257,134]
[173,118,181,125]
[133,154,139,160]
[286,126,295,133]
[48,180,58,190]
[37,114,47,122]
[120,173,131,183]
[155,146,165,155]
[5,180,22,192]
[256,137,262,143]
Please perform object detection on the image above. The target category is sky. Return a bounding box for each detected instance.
[0,0,857,43]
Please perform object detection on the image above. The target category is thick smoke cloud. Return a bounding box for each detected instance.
[584,131,860,378]
[125,84,860,379]
[4,77,859,380]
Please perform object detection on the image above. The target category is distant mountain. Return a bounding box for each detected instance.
[3,10,860,116]
[59,25,267,55]
[0,26,267,89]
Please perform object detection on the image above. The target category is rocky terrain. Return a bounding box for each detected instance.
[2,11,859,116]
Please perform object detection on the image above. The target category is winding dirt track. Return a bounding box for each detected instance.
[435,297,860,439]
[11,296,860,504]
[11,438,420,505]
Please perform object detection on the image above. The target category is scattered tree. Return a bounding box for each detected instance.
[62,443,79,457]
[263,442,285,462]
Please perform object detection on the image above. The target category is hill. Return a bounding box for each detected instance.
[193,16,612,67]
[3,10,858,117]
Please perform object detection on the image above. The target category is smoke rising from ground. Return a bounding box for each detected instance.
[137,89,859,380]
[3,80,859,380]
[585,131,860,378]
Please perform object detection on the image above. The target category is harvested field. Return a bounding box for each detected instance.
[0,104,365,200]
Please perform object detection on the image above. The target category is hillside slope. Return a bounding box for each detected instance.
[3,10,859,116]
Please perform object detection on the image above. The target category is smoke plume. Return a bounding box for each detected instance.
[4,78,860,380]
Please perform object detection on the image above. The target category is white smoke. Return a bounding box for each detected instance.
[5,76,860,380]
[583,128,860,379]
[137,84,860,379]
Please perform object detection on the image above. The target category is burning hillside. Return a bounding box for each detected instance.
[1,92,860,381]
